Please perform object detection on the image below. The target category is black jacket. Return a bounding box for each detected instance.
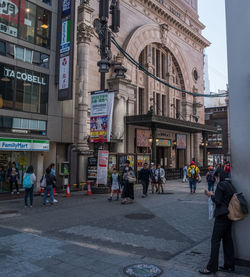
[139,168,151,182]
[211,180,236,217]
[45,173,56,187]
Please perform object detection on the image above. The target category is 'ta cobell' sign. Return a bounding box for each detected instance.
[4,68,46,85]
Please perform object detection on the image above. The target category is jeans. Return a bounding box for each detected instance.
[10,180,19,193]
[24,185,33,206]
[208,181,215,192]
[183,173,187,182]
[141,180,149,195]
[43,185,54,204]
[207,216,234,272]
[189,178,197,192]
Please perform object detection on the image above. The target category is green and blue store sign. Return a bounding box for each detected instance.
[0,138,49,151]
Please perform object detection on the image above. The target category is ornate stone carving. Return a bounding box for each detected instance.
[160,23,169,46]
[80,0,89,4]
[77,22,94,44]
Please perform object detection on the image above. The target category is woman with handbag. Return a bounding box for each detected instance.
[121,166,136,204]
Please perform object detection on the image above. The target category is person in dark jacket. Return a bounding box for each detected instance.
[42,167,56,205]
[199,170,236,275]
[139,163,151,198]
[8,162,20,195]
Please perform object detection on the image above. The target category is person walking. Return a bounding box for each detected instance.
[8,162,20,195]
[121,166,136,204]
[139,163,151,198]
[199,170,236,275]
[206,166,215,192]
[183,165,188,182]
[224,161,231,179]
[150,163,157,194]
[108,168,121,201]
[23,166,36,208]
[155,164,165,194]
[187,161,200,194]
[0,166,5,192]
[49,163,58,203]
[42,167,55,206]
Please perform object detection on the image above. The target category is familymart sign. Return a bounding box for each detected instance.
[0,138,49,151]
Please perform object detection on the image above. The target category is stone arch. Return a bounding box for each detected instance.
[123,24,191,90]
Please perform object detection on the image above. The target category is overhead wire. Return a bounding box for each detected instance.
[111,36,229,98]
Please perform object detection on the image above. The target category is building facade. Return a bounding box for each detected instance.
[0,0,74,193]
[74,0,215,180]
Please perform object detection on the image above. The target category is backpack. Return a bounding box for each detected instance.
[228,193,248,221]
[190,168,196,178]
[23,173,33,188]
[207,171,214,182]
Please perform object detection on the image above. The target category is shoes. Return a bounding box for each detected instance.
[199,269,216,275]
[30,205,32,208]
[11,192,14,195]
[24,205,28,208]
[121,200,126,205]
[219,266,235,272]
[108,197,112,201]
[141,194,146,198]
[17,191,20,195]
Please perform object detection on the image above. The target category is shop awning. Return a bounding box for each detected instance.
[125,113,217,133]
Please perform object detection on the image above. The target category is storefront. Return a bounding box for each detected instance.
[0,137,49,192]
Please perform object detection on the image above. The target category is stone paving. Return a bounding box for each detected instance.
[0,178,249,277]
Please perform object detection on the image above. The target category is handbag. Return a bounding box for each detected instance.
[127,175,136,183]
[196,174,202,183]
[40,174,46,188]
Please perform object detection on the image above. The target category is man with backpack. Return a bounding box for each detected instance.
[206,166,215,192]
[187,161,200,194]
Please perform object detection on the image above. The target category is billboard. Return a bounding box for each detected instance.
[59,56,69,90]
[90,91,114,143]
[60,19,70,54]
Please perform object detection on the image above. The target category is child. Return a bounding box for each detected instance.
[206,166,215,192]
[108,168,121,201]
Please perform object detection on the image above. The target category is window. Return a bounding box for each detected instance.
[0,0,19,37]
[161,53,166,79]
[162,95,166,116]
[0,62,49,114]
[36,6,51,48]
[176,99,181,119]
[0,40,49,67]
[0,1,51,48]
[156,49,160,77]
[138,88,144,115]
[156,93,161,115]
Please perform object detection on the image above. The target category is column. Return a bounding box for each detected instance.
[76,1,94,183]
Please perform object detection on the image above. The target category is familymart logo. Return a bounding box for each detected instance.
[1,141,29,150]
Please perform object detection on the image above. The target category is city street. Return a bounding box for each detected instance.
[0,179,249,277]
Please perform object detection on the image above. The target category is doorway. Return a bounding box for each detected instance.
[156,147,171,168]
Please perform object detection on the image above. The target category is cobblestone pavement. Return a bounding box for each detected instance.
[0,178,249,277]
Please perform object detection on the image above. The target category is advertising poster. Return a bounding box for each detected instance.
[136,129,151,147]
[90,91,114,143]
[59,56,69,90]
[127,155,135,169]
[97,150,109,185]
[62,0,71,17]
[60,19,71,54]
[177,134,187,149]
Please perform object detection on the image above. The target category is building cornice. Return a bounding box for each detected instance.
[128,0,210,48]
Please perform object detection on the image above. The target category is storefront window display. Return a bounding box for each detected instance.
[0,63,49,114]
[0,0,51,48]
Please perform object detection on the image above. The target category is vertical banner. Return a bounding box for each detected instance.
[90,91,114,143]
[57,0,75,101]
[97,150,109,185]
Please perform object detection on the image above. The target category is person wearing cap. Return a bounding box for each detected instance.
[187,161,200,194]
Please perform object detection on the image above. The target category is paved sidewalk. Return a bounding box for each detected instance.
[0,178,249,277]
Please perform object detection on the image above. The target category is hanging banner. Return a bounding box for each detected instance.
[60,19,71,54]
[97,150,109,185]
[90,91,114,143]
[59,56,69,90]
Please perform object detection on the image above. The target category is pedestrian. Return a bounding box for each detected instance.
[182,165,188,182]
[121,164,136,204]
[0,166,5,192]
[49,163,57,202]
[199,170,236,275]
[108,168,121,201]
[224,161,231,179]
[155,164,165,194]
[187,161,200,194]
[23,166,36,208]
[150,163,157,194]
[8,162,20,195]
[206,166,215,192]
[50,163,56,176]
[43,167,56,205]
[139,162,151,198]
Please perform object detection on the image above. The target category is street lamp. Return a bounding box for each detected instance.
[97,58,110,73]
